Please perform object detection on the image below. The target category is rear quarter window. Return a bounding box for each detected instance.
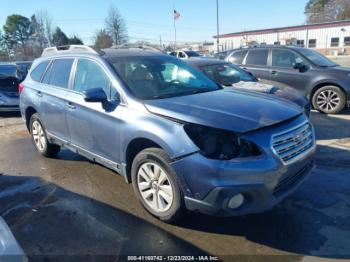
[229,50,248,64]
[30,61,50,82]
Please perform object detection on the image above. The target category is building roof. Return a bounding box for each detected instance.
[214,19,350,39]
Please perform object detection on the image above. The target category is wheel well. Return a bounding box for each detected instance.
[310,83,347,102]
[25,107,37,131]
[125,138,161,182]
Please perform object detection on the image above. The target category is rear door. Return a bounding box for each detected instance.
[65,58,122,164]
[269,49,313,92]
[39,58,74,141]
[242,49,270,80]
[227,50,248,65]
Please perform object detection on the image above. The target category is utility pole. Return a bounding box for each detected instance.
[159,35,162,49]
[216,0,220,53]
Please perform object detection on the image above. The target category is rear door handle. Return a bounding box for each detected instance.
[36,91,43,97]
[66,102,76,110]
[271,70,278,75]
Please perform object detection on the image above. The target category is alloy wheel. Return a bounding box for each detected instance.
[32,120,46,151]
[316,90,340,112]
[137,162,174,213]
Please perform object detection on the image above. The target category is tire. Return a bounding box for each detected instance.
[312,85,346,114]
[131,148,185,223]
[29,113,61,157]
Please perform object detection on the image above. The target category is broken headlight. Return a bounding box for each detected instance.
[184,124,261,160]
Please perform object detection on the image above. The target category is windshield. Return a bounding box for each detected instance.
[184,51,201,57]
[109,56,220,100]
[200,63,257,86]
[298,49,337,67]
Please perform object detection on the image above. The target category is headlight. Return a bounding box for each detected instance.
[184,123,261,160]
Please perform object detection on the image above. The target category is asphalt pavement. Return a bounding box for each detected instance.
[0,110,349,262]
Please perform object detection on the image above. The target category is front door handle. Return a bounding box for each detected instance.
[271,70,278,75]
[36,91,43,97]
[66,102,76,110]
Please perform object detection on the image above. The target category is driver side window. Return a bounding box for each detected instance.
[272,50,304,68]
[74,59,111,98]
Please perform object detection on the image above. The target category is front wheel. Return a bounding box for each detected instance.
[312,86,346,114]
[30,113,61,157]
[131,148,185,223]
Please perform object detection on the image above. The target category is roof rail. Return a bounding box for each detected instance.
[41,45,100,57]
[111,44,165,53]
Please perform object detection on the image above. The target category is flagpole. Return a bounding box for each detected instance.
[173,7,177,51]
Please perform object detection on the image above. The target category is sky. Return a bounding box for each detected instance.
[0,0,308,45]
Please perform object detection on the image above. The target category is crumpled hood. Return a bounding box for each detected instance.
[144,89,302,133]
[231,81,308,108]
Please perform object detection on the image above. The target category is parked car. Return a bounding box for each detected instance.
[15,61,33,74]
[0,63,26,112]
[187,58,311,117]
[225,46,350,114]
[20,45,316,222]
[169,50,202,59]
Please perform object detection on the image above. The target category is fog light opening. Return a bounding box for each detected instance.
[228,194,244,209]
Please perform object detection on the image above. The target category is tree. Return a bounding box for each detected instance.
[35,10,53,47]
[68,35,84,45]
[105,6,128,45]
[94,29,113,49]
[3,14,33,55]
[305,0,350,23]
[52,27,69,46]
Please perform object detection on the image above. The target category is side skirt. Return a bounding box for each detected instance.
[46,132,129,183]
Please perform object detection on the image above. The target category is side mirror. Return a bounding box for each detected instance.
[294,62,305,70]
[83,88,107,103]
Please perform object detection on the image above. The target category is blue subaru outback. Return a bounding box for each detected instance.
[20,45,316,222]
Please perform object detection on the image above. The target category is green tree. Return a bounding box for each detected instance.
[52,27,69,46]
[68,35,84,45]
[3,14,33,55]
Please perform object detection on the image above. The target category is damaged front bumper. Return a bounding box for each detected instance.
[171,115,316,216]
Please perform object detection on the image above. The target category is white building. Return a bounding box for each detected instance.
[214,20,350,56]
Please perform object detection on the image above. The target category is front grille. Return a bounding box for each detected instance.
[273,162,313,196]
[272,122,314,164]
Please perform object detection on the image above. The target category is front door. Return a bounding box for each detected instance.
[269,49,313,92]
[65,58,122,164]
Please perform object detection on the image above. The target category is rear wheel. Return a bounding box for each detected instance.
[312,86,346,114]
[30,113,60,157]
[131,148,185,223]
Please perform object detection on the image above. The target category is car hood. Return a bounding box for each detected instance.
[272,86,308,108]
[144,89,302,133]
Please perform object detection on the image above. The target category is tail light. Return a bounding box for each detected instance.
[18,83,24,93]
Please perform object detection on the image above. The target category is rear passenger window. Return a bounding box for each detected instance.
[30,61,49,82]
[229,50,247,64]
[44,59,74,88]
[74,59,110,98]
[245,50,268,66]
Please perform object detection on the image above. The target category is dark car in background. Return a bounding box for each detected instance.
[0,63,26,112]
[188,58,311,117]
[225,46,350,114]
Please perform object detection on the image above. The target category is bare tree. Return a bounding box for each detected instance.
[94,29,113,49]
[105,6,128,45]
[35,10,53,46]
[305,0,350,23]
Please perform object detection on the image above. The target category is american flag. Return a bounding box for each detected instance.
[174,10,180,20]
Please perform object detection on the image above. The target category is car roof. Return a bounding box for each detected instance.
[102,48,166,59]
[187,58,229,67]
[230,45,303,52]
